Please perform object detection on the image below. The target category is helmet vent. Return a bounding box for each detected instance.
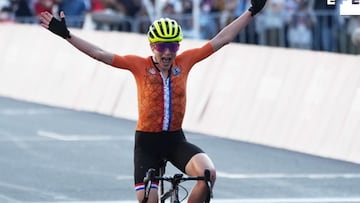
[147,18,183,43]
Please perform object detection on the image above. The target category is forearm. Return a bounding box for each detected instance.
[221,11,253,41]
[210,11,253,51]
[39,11,114,65]
[209,0,267,51]
[66,33,113,65]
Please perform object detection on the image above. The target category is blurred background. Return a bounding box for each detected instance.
[1,1,360,202]
[0,0,359,55]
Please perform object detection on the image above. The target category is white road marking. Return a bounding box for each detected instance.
[37,130,133,141]
[0,194,21,203]
[217,171,360,179]
[0,181,70,201]
[29,197,360,203]
[115,175,133,180]
[0,108,61,115]
[212,198,360,202]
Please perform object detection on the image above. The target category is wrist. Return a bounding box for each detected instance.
[65,30,71,39]
[248,7,256,16]
[247,9,254,17]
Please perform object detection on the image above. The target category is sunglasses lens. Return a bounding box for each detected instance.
[155,43,179,53]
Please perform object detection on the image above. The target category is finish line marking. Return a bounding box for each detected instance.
[37,130,133,141]
[212,198,360,202]
[217,171,360,179]
[29,197,360,203]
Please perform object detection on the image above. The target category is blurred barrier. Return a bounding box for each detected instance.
[8,11,360,55]
[1,24,360,164]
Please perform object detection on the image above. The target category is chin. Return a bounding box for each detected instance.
[162,65,172,70]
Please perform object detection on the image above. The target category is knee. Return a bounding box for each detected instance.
[208,167,216,186]
[136,189,158,203]
[198,167,216,188]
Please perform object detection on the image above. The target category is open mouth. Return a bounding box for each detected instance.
[161,57,172,64]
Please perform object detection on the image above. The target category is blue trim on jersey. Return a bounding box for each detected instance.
[167,78,172,131]
[162,74,172,131]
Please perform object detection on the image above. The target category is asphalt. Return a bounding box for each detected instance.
[1,96,360,203]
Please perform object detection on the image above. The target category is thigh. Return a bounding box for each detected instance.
[134,131,163,185]
[134,148,161,185]
[169,138,205,173]
[185,153,216,177]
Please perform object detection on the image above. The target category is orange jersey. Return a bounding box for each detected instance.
[111,42,214,132]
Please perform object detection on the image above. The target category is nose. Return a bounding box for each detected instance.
[162,48,172,54]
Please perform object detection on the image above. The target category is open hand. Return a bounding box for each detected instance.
[248,0,267,16]
[39,11,71,39]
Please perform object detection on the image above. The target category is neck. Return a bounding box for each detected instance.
[152,56,171,75]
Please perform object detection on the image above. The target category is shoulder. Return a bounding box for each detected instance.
[112,54,150,69]
[176,42,214,64]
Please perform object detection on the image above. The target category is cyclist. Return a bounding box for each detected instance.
[38,1,267,202]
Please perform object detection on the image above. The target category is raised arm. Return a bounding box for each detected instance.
[39,11,114,65]
[209,0,267,52]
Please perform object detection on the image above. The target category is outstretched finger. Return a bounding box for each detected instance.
[60,11,65,18]
[38,15,50,26]
[40,22,49,29]
[41,11,53,22]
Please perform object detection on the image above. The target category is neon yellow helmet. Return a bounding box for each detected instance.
[147,18,183,43]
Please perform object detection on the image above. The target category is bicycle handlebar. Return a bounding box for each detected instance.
[142,168,212,203]
[143,168,211,184]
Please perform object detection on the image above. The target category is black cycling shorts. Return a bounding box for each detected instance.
[134,129,204,186]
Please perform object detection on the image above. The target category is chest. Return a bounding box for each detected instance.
[140,66,187,96]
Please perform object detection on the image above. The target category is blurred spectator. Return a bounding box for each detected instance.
[91,0,105,12]
[347,16,360,54]
[1,0,358,55]
[91,0,125,31]
[214,0,238,28]
[81,0,106,30]
[102,0,126,14]
[260,0,286,46]
[34,0,54,16]
[0,0,14,22]
[313,0,337,51]
[162,2,176,17]
[234,0,259,44]
[166,0,182,13]
[119,0,141,18]
[199,0,218,39]
[180,0,192,31]
[0,0,10,8]
[352,27,360,48]
[284,0,297,13]
[55,0,90,28]
[0,0,11,11]
[12,0,36,23]
[286,0,316,49]
[91,0,141,31]
[182,0,192,14]
[133,0,152,33]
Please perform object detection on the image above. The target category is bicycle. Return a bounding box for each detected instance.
[142,160,213,203]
